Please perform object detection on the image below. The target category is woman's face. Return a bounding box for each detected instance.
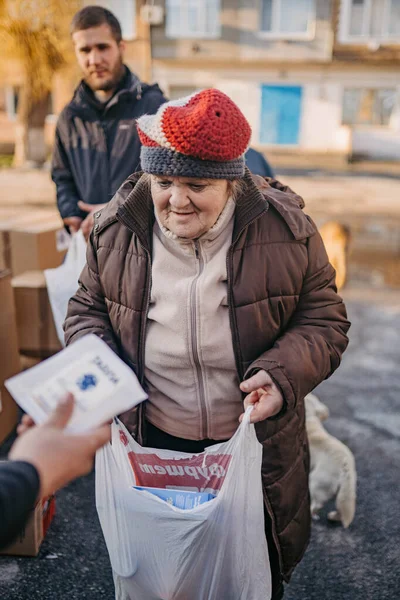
[150,176,230,239]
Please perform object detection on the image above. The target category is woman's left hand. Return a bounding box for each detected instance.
[239,370,284,423]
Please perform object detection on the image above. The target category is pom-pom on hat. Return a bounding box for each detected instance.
[137,89,251,180]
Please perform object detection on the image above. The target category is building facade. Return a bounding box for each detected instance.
[1,0,399,160]
[150,0,400,159]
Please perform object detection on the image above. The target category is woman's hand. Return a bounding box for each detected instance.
[239,370,284,423]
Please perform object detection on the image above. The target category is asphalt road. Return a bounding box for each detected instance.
[1,296,399,600]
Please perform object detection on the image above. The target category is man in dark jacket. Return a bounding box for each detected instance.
[245,147,274,178]
[51,6,167,237]
[0,395,109,551]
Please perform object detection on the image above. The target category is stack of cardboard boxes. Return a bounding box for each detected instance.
[0,210,67,273]
[12,271,62,357]
[0,271,20,445]
[0,472,56,558]
[0,211,67,359]
[0,210,66,555]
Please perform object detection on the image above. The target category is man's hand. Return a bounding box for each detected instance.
[78,201,107,241]
[17,414,35,436]
[9,394,110,498]
[63,217,82,233]
[239,370,284,423]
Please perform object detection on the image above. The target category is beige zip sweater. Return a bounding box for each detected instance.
[144,198,243,440]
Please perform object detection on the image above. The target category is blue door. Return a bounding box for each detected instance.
[260,85,302,145]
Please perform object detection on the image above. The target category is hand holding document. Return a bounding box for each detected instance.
[6,334,147,432]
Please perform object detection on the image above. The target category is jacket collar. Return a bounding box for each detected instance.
[232,168,269,242]
[252,175,316,240]
[116,174,155,252]
[102,169,315,249]
[71,66,142,115]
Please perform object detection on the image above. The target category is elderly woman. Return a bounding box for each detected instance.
[64,89,350,600]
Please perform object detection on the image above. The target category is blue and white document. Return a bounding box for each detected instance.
[5,334,147,432]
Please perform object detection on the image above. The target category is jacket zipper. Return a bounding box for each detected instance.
[115,210,152,445]
[139,248,152,386]
[262,489,284,577]
[136,246,152,447]
[226,211,266,380]
[100,119,111,200]
[226,210,283,576]
[191,241,208,439]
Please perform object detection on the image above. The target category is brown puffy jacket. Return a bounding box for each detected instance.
[64,170,350,586]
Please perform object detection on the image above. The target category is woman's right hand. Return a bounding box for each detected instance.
[17,414,36,436]
[239,370,284,423]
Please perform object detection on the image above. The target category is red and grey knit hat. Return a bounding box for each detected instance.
[137,89,251,180]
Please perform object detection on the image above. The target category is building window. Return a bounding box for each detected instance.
[259,0,316,39]
[342,88,396,126]
[5,87,19,120]
[165,0,221,39]
[88,1,136,40]
[339,0,400,42]
[5,87,55,121]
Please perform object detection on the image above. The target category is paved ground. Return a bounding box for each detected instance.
[285,288,400,600]
[0,286,399,600]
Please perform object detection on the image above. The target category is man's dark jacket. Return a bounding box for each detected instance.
[0,461,40,550]
[245,147,274,178]
[51,68,167,220]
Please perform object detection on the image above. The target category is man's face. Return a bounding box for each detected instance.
[73,24,125,92]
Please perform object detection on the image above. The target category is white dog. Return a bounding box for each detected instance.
[305,394,356,528]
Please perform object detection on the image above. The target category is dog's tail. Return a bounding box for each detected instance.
[336,454,357,528]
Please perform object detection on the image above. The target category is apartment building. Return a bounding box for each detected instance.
[150,0,400,159]
[1,0,399,160]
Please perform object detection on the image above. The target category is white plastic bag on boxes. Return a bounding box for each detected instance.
[44,230,87,346]
[96,407,271,600]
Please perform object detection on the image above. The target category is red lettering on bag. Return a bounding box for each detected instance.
[127,451,232,492]
[119,431,129,446]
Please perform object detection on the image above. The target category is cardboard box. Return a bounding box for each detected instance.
[0,210,21,272]
[12,271,62,357]
[0,271,20,444]
[0,211,61,273]
[0,495,56,557]
[0,215,24,272]
[20,354,43,371]
[0,387,19,447]
[10,219,69,276]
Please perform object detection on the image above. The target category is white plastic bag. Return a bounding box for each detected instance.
[96,408,271,600]
[44,230,87,346]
